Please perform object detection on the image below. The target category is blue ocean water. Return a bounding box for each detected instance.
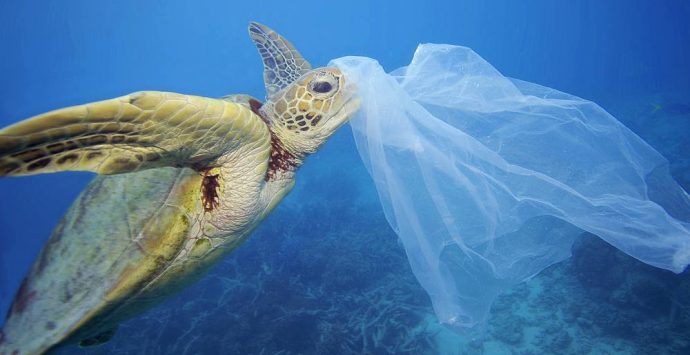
[1,0,689,354]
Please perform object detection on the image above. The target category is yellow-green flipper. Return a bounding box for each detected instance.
[0,91,267,176]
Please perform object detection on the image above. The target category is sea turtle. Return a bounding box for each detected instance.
[0,22,359,354]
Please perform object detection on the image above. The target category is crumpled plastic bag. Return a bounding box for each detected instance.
[329,44,690,330]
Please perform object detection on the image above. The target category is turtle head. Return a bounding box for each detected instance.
[262,67,359,156]
[248,22,359,160]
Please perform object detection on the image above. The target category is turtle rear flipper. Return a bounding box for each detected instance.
[78,327,118,348]
[0,91,269,176]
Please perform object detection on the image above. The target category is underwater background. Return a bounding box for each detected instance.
[1,0,689,354]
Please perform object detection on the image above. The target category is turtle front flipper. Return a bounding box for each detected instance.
[249,22,312,99]
[0,91,269,176]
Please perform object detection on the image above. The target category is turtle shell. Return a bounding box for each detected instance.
[0,166,207,354]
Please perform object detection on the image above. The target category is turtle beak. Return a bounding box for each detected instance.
[322,84,360,133]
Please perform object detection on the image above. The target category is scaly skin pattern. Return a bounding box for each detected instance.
[0,100,281,355]
[0,92,269,177]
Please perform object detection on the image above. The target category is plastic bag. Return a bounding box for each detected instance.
[329,44,690,330]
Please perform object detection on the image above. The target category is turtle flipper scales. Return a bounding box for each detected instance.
[249,22,312,99]
[0,91,270,176]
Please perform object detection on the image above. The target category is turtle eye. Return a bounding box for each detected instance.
[312,81,333,93]
[309,73,338,95]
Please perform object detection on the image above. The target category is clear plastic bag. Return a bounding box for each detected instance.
[329,44,690,330]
